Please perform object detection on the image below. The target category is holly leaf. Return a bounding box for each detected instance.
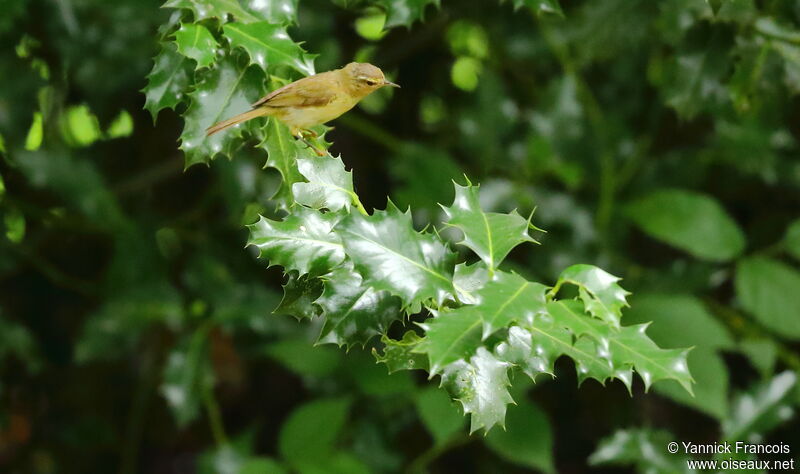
[258,117,307,205]
[247,207,345,276]
[379,0,441,28]
[164,0,297,24]
[179,56,264,167]
[373,331,429,373]
[223,22,315,76]
[439,347,514,433]
[336,202,457,308]
[294,154,356,212]
[416,271,547,373]
[143,42,193,121]
[553,264,629,329]
[316,264,402,348]
[275,271,323,320]
[173,23,218,69]
[442,182,535,271]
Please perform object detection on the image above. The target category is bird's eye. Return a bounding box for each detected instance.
[364,79,377,86]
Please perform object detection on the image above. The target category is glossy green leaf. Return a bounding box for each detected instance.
[336,203,456,307]
[275,271,324,319]
[442,182,535,271]
[316,263,401,347]
[373,331,429,373]
[735,257,800,340]
[179,56,264,167]
[553,264,629,329]
[294,154,356,212]
[278,398,350,467]
[258,116,307,204]
[415,387,465,445]
[143,42,193,121]
[223,22,315,76]
[655,347,728,420]
[164,0,297,24]
[440,347,514,433]
[485,399,554,473]
[247,207,345,276]
[174,23,218,69]
[417,271,547,373]
[626,189,745,261]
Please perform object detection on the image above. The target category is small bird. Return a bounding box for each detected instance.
[206,62,399,155]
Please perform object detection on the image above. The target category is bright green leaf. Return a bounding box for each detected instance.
[373,331,429,373]
[258,116,308,204]
[379,0,440,28]
[278,398,350,467]
[4,208,25,243]
[626,189,745,261]
[553,264,629,329]
[107,110,134,138]
[736,257,800,340]
[294,154,356,212]
[25,112,43,150]
[61,105,102,147]
[451,56,481,92]
[143,42,193,121]
[164,0,298,24]
[223,22,315,76]
[174,23,218,69]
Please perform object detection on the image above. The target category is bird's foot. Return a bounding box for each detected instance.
[293,131,326,156]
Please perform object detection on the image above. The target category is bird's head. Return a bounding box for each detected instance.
[341,62,399,98]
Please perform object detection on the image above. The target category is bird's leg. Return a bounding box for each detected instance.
[292,128,325,156]
[300,128,318,139]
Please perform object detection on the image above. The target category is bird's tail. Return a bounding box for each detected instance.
[206,108,271,136]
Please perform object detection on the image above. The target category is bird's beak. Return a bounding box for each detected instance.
[383,80,400,88]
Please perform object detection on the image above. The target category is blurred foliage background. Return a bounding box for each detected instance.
[1,0,800,472]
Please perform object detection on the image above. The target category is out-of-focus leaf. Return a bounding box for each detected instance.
[4,207,25,243]
[722,371,797,440]
[442,182,535,271]
[278,398,350,468]
[223,22,315,75]
[179,56,264,167]
[240,458,287,474]
[61,105,102,147]
[106,110,134,138]
[511,0,563,17]
[736,257,800,340]
[655,347,729,420]
[485,398,554,473]
[143,42,193,121]
[336,203,456,308]
[739,338,778,376]
[415,386,464,445]
[625,293,733,349]
[553,264,629,329]
[440,347,514,433]
[355,12,387,41]
[294,154,356,212]
[416,271,547,373]
[262,339,341,376]
[373,331,428,373]
[248,208,345,277]
[25,112,42,150]
[390,144,462,212]
[316,264,401,348]
[346,350,415,396]
[161,328,213,427]
[378,0,440,28]
[625,189,745,261]
[0,316,41,372]
[174,23,218,69]
[451,56,481,91]
[785,219,800,262]
[590,429,692,473]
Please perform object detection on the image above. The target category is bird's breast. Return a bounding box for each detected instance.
[276,95,359,129]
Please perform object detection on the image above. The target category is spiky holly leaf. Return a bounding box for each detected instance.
[173,23,218,69]
[179,56,264,167]
[163,0,298,25]
[373,331,429,373]
[223,22,315,76]
[247,207,345,276]
[316,263,402,348]
[442,182,535,271]
[548,300,693,394]
[552,264,629,329]
[440,347,514,433]
[453,261,489,303]
[258,117,307,205]
[275,271,323,320]
[143,42,193,121]
[416,271,547,373]
[494,326,554,381]
[378,0,440,28]
[294,154,356,212]
[336,202,456,308]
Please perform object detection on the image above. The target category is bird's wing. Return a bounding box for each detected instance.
[251,74,338,108]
